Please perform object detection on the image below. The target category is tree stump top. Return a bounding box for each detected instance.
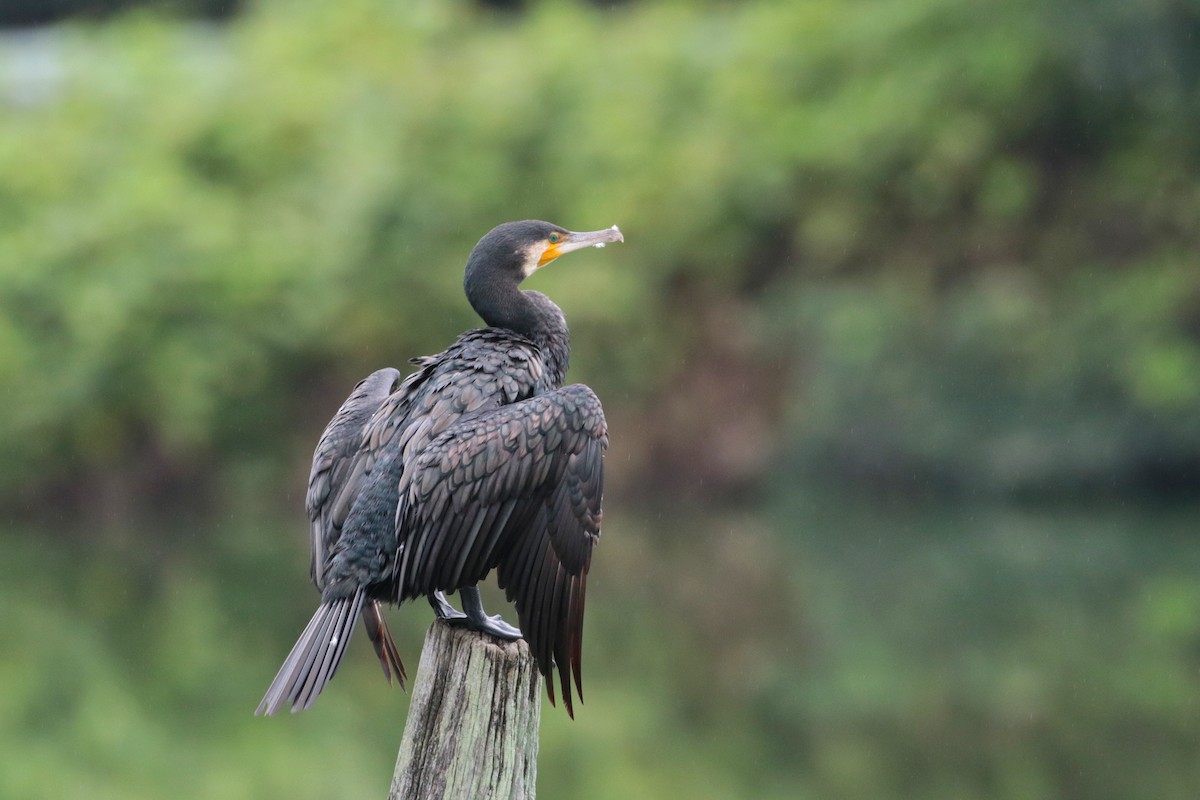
[390,620,541,800]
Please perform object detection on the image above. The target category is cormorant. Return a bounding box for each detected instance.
[257,220,622,718]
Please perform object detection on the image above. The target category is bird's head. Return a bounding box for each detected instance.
[466,220,624,286]
[463,220,623,336]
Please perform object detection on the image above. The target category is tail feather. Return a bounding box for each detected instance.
[256,589,365,715]
[288,603,341,706]
[361,600,407,689]
[256,602,325,715]
[296,601,354,710]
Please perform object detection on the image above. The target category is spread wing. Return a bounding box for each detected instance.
[391,383,606,716]
[261,332,553,715]
[306,368,403,590]
[319,330,546,593]
[303,367,407,689]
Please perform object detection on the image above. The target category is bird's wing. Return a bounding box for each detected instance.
[306,368,404,590]
[317,331,546,594]
[392,383,606,716]
[350,330,545,482]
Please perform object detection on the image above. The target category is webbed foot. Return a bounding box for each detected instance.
[428,591,467,622]
[446,586,523,641]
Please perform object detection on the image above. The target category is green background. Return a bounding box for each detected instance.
[2,0,1199,797]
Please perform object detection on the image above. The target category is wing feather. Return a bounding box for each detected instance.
[460,497,519,582]
[446,504,493,587]
[394,383,606,715]
[261,331,553,715]
[307,368,402,590]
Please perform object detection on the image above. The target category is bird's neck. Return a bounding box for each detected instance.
[528,298,570,389]
[468,281,570,388]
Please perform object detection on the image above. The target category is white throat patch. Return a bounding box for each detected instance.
[521,242,550,278]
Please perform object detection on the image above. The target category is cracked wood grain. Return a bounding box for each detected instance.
[390,619,541,800]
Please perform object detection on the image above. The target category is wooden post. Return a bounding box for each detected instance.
[389,619,541,800]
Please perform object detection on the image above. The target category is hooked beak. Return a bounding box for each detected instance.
[538,225,624,267]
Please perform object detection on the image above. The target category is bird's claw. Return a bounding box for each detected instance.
[477,614,523,640]
[428,591,467,622]
[445,611,522,640]
[446,586,524,641]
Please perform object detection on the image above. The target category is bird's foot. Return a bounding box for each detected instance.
[448,586,523,641]
[453,612,522,641]
[428,591,467,622]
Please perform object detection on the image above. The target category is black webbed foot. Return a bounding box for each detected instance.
[446,586,523,641]
[428,591,467,622]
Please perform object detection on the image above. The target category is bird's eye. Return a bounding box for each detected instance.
[548,233,560,244]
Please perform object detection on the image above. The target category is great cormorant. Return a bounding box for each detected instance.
[257,220,622,718]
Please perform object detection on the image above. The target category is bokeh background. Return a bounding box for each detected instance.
[2,0,1199,797]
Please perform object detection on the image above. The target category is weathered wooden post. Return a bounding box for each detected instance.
[389,619,541,800]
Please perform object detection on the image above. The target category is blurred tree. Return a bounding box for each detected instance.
[1,3,1199,800]
[0,0,242,27]
[1,0,1198,521]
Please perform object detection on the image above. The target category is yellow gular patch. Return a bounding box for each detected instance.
[537,241,564,268]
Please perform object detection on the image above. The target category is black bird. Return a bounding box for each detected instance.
[257,220,622,718]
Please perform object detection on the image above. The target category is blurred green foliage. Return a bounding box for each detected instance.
[5,502,1200,799]
[1,0,1199,797]
[1,0,1198,507]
